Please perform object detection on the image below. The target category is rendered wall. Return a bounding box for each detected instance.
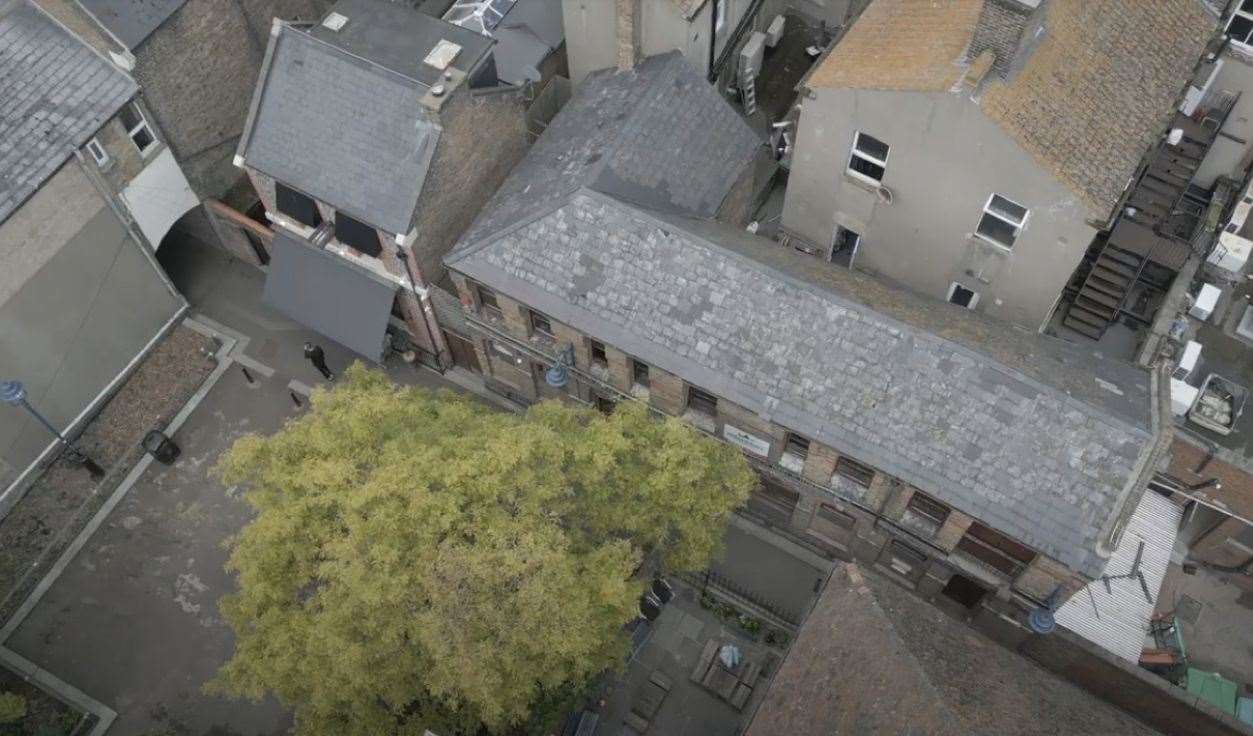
[782,88,1099,330]
[0,165,183,492]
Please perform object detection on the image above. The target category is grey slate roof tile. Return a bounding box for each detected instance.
[450,191,1154,577]
[454,51,763,250]
[0,0,136,225]
[238,23,441,235]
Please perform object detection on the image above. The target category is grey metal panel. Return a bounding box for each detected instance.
[76,0,187,49]
[263,230,396,361]
[0,0,138,224]
[0,205,181,491]
[1055,489,1181,661]
[452,191,1155,577]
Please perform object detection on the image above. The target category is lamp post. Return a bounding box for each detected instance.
[545,344,575,389]
[0,380,105,480]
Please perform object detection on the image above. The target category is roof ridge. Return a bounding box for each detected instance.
[445,185,584,264]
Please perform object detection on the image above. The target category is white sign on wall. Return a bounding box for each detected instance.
[722,424,771,458]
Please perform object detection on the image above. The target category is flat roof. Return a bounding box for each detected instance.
[75,0,186,49]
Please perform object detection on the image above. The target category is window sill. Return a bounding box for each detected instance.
[683,410,718,433]
[843,171,885,194]
[779,453,806,474]
[970,233,1015,254]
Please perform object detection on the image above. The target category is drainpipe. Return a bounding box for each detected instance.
[394,245,451,371]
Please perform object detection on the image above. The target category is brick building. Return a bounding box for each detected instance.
[443,49,1170,625]
[232,0,534,366]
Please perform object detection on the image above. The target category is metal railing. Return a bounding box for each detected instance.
[678,569,802,627]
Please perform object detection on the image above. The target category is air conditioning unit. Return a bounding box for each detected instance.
[765,15,786,48]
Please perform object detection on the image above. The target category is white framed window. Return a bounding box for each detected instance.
[118,102,157,155]
[947,282,979,309]
[85,137,109,167]
[974,193,1028,248]
[714,0,726,32]
[847,132,889,185]
[1227,1,1253,48]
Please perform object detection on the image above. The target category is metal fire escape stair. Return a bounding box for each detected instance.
[1062,109,1224,340]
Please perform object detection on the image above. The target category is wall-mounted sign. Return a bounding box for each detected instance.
[723,425,771,458]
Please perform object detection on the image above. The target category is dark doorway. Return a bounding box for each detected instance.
[831,227,860,268]
[443,331,481,373]
[748,478,800,527]
[940,573,988,609]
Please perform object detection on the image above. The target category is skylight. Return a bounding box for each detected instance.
[443,0,517,35]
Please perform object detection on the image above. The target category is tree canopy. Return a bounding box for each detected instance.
[210,365,754,735]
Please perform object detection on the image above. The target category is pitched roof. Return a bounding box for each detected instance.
[744,565,1163,736]
[807,0,984,92]
[0,0,137,225]
[448,190,1154,577]
[75,0,186,49]
[456,51,763,248]
[236,22,442,235]
[808,0,1216,212]
[981,0,1214,212]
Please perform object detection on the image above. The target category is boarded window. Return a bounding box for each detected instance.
[590,339,608,367]
[529,310,554,337]
[477,285,500,315]
[687,386,718,416]
[334,213,382,257]
[834,456,875,487]
[957,522,1036,577]
[632,360,650,388]
[275,183,322,228]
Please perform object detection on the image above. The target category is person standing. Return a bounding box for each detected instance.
[303,342,333,380]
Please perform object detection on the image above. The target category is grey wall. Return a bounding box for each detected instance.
[1193,50,1253,189]
[782,88,1098,330]
[562,0,756,85]
[0,164,183,492]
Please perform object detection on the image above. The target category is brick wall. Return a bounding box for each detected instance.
[133,0,334,199]
[409,88,530,285]
[203,199,272,268]
[1166,437,1253,566]
[615,0,639,72]
[966,0,1031,78]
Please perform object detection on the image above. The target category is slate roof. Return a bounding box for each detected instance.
[458,51,762,248]
[447,190,1155,576]
[744,565,1163,736]
[236,21,442,235]
[808,0,1216,213]
[75,0,186,49]
[310,0,495,86]
[0,0,137,225]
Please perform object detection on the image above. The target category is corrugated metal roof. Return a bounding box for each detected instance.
[1055,489,1181,661]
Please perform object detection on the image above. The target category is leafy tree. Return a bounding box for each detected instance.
[210,365,754,735]
[0,692,23,724]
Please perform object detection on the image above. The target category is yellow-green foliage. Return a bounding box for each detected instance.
[0,692,25,723]
[210,365,754,735]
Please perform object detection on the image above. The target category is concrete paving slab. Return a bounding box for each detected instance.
[7,368,301,736]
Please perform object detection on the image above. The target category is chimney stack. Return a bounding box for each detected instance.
[967,0,1041,79]
[616,0,640,72]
